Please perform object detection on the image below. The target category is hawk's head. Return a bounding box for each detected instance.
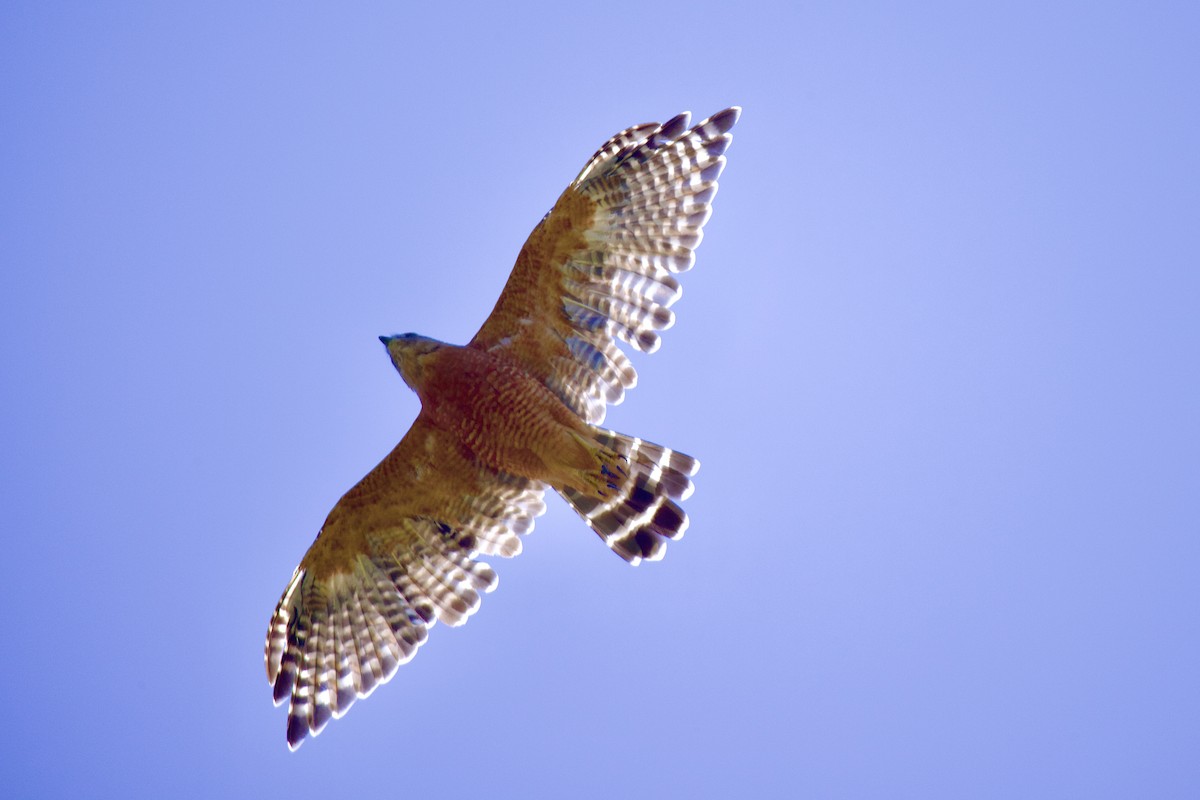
[379,333,442,391]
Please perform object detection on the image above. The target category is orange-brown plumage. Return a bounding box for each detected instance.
[408,344,595,482]
[266,107,740,749]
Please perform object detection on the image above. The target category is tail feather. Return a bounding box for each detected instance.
[559,428,699,565]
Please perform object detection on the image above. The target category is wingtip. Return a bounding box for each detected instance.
[286,714,309,751]
[707,106,741,134]
[659,111,692,142]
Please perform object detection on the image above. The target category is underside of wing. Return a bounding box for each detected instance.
[264,414,546,749]
[469,107,740,424]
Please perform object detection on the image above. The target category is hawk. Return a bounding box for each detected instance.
[266,107,741,749]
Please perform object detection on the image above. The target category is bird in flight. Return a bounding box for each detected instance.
[266,106,741,749]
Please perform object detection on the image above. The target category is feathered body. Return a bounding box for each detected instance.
[387,337,597,486]
[267,107,740,748]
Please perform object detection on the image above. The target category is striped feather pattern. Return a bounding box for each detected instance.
[471,107,740,424]
[550,107,738,423]
[456,474,547,558]
[559,427,700,565]
[266,482,546,750]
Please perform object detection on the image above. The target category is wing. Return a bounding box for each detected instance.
[469,107,740,424]
[265,413,546,749]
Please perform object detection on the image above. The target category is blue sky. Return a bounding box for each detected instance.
[2,2,1197,797]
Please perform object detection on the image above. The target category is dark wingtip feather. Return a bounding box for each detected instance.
[707,106,741,134]
[659,112,692,142]
[272,668,295,705]
[286,713,309,750]
[312,702,332,733]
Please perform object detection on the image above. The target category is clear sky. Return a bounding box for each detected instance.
[2,2,1197,797]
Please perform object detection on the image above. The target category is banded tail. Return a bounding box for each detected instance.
[559,428,699,565]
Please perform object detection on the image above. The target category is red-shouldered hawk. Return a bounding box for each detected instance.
[266,107,740,749]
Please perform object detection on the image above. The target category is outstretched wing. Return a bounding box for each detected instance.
[470,107,740,424]
[265,414,546,749]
